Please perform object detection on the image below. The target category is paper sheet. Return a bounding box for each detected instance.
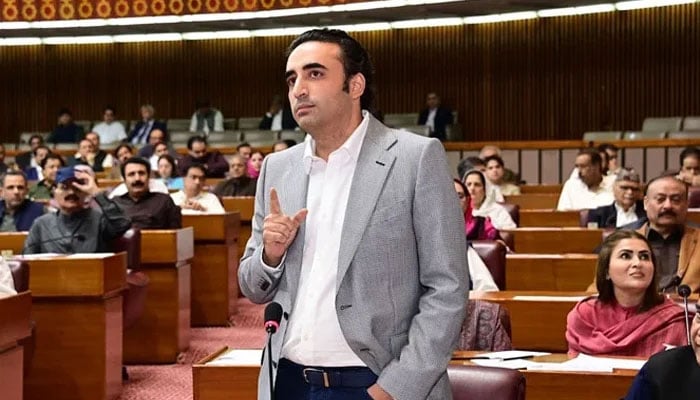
[472,358,538,370]
[473,350,551,360]
[64,253,115,259]
[206,349,263,366]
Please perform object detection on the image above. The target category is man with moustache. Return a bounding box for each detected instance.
[239,29,467,400]
[112,157,181,229]
[23,166,131,253]
[557,148,614,211]
[0,170,44,232]
[587,174,700,293]
[212,154,257,197]
[586,168,646,228]
[624,297,700,399]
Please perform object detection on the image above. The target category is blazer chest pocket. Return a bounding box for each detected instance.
[389,331,409,357]
[369,199,408,226]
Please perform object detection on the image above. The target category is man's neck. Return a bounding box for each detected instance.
[616,201,634,212]
[312,111,363,161]
[128,192,147,202]
[184,190,200,199]
[650,223,683,239]
[586,176,602,190]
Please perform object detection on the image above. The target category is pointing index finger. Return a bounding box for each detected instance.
[269,187,282,215]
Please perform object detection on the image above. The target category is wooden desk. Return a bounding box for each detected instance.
[124,228,194,364]
[96,179,123,189]
[518,210,581,227]
[21,254,126,400]
[688,209,700,224]
[506,254,597,291]
[519,184,562,194]
[0,292,32,400]
[192,347,258,400]
[0,232,28,254]
[451,351,638,400]
[221,197,254,261]
[501,227,602,253]
[471,291,588,352]
[182,213,240,326]
[504,194,560,210]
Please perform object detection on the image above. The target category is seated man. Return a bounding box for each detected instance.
[417,92,453,141]
[28,153,65,201]
[23,145,51,181]
[483,155,520,196]
[171,165,225,213]
[479,145,518,184]
[15,134,44,170]
[598,143,620,176]
[236,142,252,160]
[587,168,646,228]
[587,174,700,293]
[84,132,114,171]
[91,106,127,145]
[557,148,614,211]
[136,128,177,160]
[128,104,167,146]
[189,100,224,133]
[68,138,107,172]
[677,146,700,186]
[259,95,297,131]
[0,170,44,232]
[177,136,228,178]
[112,158,181,229]
[23,166,131,253]
[47,108,84,144]
[212,154,257,197]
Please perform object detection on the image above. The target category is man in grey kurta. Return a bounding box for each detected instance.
[23,166,131,254]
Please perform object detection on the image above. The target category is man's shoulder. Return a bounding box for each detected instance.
[647,345,693,369]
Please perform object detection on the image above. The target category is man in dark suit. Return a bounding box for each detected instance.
[0,170,44,232]
[417,92,453,141]
[587,168,646,228]
[127,104,167,145]
[15,135,44,170]
[259,95,298,131]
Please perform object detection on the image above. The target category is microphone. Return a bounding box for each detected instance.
[263,302,283,399]
[677,284,692,346]
[264,302,283,334]
[22,234,86,255]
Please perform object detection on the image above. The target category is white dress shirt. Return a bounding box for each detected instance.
[170,190,225,213]
[0,256,17,296]
[557,176,614,211]
[615,202,640,227]
[425,108,437,133]
[270,110,283,131]
[92,121,127,144]
[189,110,224,133]
[467,247,498,291]
[280,112,370,367]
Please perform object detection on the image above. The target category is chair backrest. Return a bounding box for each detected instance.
[7,260,29,292]
[668,131,700,139]
[166,118,191,131]
[582,131,623,142]
[241,130,279,147]
[683,116,700,131]
[579,209,590,227]
[448,364,526,400]
[223,118,237,130]
[279,130,306,144]
[110,228,141,270]
[471,240,507,290]
[238,117,260,130]
[170,131,194,145]
[74,120,93,133]
[207,131,242,143]
[623,131,667,140]
[642,117,683,132]
[457,299,512,351]
[689,187,700,208]
[383,113,419,128]
[499,203,520,226]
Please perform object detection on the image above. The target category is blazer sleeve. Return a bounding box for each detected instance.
[377,139,469,400]
[95,192,132,241]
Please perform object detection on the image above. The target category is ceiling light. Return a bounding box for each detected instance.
[113,33,182,43]
[391,17,463,29]
[615,0,696,10]
[42,36,114,44]
[0,37,42,46]
[575,4,616,14]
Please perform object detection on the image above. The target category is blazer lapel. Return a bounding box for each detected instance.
[336,118,397,290]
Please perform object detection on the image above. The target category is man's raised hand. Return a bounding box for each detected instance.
[262,188,307,267]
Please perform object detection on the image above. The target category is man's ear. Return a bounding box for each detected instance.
[349,73,366,100]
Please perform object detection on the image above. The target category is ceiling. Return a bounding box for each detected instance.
[0,0,610,38]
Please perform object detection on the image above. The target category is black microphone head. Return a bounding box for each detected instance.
[678,284,691,298]
[264,302,283,334]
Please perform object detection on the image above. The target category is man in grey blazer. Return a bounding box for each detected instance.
[239,28,469,400]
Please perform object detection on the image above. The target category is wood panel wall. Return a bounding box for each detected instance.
[0,4,698,143]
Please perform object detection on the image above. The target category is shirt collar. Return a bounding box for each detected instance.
[614,202,636,213]
[303,110,370,174]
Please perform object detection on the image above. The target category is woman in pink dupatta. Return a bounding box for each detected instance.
[453,179,498,240]
[566,230,687,358]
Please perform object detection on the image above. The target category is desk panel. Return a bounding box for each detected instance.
[518,210,581,227]
[501,228,602,253]
[506,254,597,291]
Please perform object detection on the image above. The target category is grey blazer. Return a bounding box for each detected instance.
[239,115,469,400]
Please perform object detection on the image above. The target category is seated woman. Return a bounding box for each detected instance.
[463,170,516,230]
[247,151,264,179]
[157,155,184,190]
[566,230,688,358]
[454,179,498,240]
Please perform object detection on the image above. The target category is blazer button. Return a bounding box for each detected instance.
[339,304,352,311]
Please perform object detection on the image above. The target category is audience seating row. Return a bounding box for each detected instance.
[583,116,700,141]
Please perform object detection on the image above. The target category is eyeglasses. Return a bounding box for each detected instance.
[618,185,640,192]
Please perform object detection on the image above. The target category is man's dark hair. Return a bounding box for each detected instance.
[286,28,376,112]
[113,144,133,158]
[28,134,44,145]
[679,146,700,167]
[187,135,207,150]
[597,143,618,153]
[120,156,151,179]
[483,155,504,168]
[104,105,116,114]
[236,142,251,152]
[457,156,485,181]
[185,164,207,177]
[578,147,603,167]
[0,170,27,187]
[33,145,50,157]
[40,153,65,169]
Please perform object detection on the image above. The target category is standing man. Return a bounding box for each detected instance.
[177,136,229,178]
[239,29,468,400]
[189,100,224,133]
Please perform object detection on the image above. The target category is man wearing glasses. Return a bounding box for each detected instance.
[586,168,646,228]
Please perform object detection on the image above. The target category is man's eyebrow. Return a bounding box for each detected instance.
[284,62,328,79]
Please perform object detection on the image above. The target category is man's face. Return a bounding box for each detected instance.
[229,157,246,178]
[606,149,618,172]
[141,107,153,121]
[1,175,27,210]
[149,129,165,145]
[484,160,504,183]
[426,93,440,109]
[237,146,252,160]
[78,140,94,158]
[43,158,61,184]
[613,180,641,209]
[575,154,601,187]
[189,141,207,159]
[103,109,115,123]
[85,133,100,149]
[286,41,357,135]
[58,113,71,125]
[680,156,700,181]
[644,177,688,229]
[185,168,205,195]
[54,181,88,214]
[123,163,149,199]
[35,148,49,163]
[117,147,132,163]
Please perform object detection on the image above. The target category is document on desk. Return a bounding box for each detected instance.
[65,253,115,259]
[471,350,551,360]
[206,349,263,366]
[512,295,587,302]
[472,358,538,370]
[526,354,646,372]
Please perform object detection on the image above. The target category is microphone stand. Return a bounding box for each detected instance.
[267,330,274,399]
[683,295,691,346]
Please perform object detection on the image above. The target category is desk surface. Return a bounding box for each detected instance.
[182,212,240,242]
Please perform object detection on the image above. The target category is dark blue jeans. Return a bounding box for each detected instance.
[274,358,377,400]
